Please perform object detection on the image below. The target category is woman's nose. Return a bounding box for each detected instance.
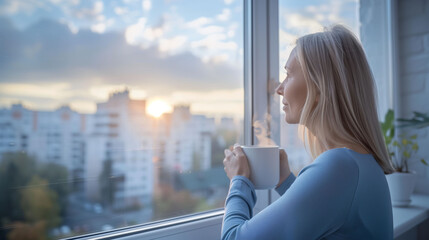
[275,83,283,96]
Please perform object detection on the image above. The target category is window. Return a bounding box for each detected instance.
[0,0,395,239]
[0,0,243,239]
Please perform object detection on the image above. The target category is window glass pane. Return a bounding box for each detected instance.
[0,0,243,238]
[278,0,359,175]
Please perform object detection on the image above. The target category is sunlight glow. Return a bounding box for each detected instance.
[146,100,172,118]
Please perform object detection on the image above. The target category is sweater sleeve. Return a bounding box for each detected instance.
[275,173,296,196]
[221,150,359,240]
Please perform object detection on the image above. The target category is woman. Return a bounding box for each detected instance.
[221,25,394,240]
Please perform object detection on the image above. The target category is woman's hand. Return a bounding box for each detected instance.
[277,148,291,188]
[223,144,251,180]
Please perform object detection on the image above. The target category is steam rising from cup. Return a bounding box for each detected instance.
[253,117,276,146]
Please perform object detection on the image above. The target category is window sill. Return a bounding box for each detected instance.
[63,209,224,240]
[393,194,429,238]
[65,194,429,240]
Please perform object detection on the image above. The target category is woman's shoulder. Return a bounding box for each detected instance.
[318,147,363,165]
[299,148,362,177]
[318,147,373,165]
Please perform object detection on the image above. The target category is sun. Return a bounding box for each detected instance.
[146,100,172,118]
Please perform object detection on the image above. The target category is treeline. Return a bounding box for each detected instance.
[0,152,70,240]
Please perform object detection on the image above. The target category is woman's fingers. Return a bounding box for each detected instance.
[277,148,291,187]
[223,150,230,166]
[232,145,244,157]
[279,148,287,161]
[223,144,251,179]
[224,149,232,156]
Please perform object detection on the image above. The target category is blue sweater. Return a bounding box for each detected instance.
[221,148,393,240]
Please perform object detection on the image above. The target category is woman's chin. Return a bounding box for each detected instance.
[284,115,298,124]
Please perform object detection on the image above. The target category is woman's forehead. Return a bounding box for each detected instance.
[285,48,297,70]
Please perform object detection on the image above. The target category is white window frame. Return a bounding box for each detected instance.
[63,0,279,239]
[359,0,397,119]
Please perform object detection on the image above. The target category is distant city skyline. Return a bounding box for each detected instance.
[0,87,245,121]
[0,88,237,238]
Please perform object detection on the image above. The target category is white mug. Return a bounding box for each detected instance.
[241,146,280,189]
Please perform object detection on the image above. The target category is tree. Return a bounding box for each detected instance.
[0,152,37,224]
[192,151,202,171]
[153,183,199,220]
[38,162,70,217]
[4,176,61,240]
[0,152,67,239]
[20,176,60,229]
[7,221,46,240]
[99,159,115,207]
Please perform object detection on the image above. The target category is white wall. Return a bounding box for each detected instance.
[397,0,429,194]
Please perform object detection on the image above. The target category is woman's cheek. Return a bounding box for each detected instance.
[284,86,292,104]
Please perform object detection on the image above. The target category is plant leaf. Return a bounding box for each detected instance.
[403,151,410,158]
[421,159,428,166]
[397,111,429,129]
[413,111,429,120]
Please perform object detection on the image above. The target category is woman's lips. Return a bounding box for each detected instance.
[282,105,288,111]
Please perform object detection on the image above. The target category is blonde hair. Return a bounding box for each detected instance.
[295,25,394,174]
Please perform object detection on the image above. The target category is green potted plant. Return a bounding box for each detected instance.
[381,109,428,207]
[397,111,429,129]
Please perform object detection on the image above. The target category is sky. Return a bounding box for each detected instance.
[0,0,358,119]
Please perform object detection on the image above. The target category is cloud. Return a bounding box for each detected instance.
[0,18,241,110]
[69,100,96,113]
[224,0,234,5]
[282,12,323,34]
[186,17,212,29]
[278,0,359,77]
[49,0,80,6]
[216,8,231,21]
[191,34,237,51]
[142,0,151,12]
[158,35,187,53]
[64,20,79,33]
[91,18,114,34]
[0,0,45,15]
[124,12,239,63]
[280,0,355,36]
[226,22,238,38]
[169,89,243,117]
[279,29,298,69]
[69,0,103,20]
[91,22,106,33]
[197,25,224,35]
[125,16,170,48]
[125,17,147,45]
[94,1,103,13]
[114,6,128,15]
[304,0,344,23]
[0,82,72,100]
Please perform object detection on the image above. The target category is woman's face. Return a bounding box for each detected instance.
[275,48,308,124]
